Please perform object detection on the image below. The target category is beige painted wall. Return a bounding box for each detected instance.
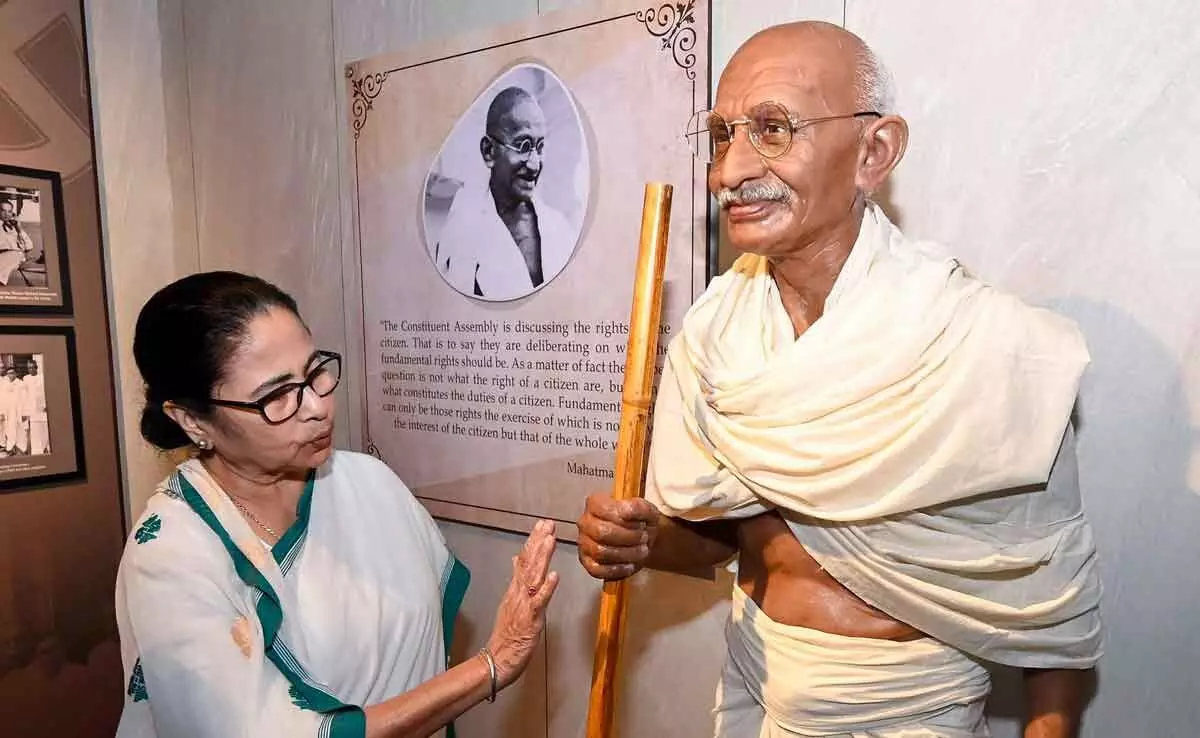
[90,1,1200,737]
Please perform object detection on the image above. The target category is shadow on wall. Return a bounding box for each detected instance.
[986,297,1200,737]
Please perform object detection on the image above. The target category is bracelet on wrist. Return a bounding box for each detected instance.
[478,648,498,702]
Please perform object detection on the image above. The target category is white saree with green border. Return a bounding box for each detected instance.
[114,451,470,738]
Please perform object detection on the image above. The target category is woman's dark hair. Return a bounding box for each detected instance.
[133,271,302,450]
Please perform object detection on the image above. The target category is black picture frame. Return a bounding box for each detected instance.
[0,325,85,492]
[0,163,74,314]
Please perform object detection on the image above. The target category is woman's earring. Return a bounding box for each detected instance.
[196,438,213,450]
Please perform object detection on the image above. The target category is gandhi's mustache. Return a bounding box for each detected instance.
[513,167,541,185]
[716,180,791,208]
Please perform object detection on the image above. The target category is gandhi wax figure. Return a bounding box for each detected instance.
[438,86,574,300]
[577,22,1101,738]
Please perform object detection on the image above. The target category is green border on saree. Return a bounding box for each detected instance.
[440,557,471,738]
[273,470,316,575]
[175,472,366,738]
[441,557,470,657]
[173,468,473,738]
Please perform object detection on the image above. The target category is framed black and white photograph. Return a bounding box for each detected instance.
[0,163,73,313]
[0,326,83,491]
[423,62,589,302]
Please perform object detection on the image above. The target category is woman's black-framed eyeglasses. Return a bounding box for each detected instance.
[209,351,341,424]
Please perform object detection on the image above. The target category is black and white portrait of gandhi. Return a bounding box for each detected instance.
[423,63,589,302]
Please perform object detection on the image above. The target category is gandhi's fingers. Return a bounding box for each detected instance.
[584,561,637,580]
[577,536,649,566]
[581,517,648,547]
[585,495,658,527]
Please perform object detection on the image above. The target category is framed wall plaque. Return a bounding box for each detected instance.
[347,1,711,536]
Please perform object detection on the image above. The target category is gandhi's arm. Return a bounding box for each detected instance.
[1023,668,1087,738]
[645,514,739,573]
[577,496,738,580]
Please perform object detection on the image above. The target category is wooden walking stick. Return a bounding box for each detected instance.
[585,182,673,738]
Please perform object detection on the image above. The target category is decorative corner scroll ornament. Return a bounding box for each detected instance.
[347,66,390,140]
[365,439,383,460]
[637,1,698,79]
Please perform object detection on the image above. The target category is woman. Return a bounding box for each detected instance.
[116,271,558,737]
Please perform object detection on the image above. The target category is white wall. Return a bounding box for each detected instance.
[88,0,199,520]
[842,3,1200,736]
[91,1,1200,737]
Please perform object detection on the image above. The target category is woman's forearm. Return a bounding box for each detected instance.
[367,519,557,736]
[365,652,494,738]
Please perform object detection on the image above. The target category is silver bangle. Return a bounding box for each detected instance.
[478,648,497,703]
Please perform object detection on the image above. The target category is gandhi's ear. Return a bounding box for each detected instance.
[480,136,496,168]
[855,114,908,197]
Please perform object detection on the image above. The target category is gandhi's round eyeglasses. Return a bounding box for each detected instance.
[488,135,545,157]
[208,351,341,424]
[685,101,881,164]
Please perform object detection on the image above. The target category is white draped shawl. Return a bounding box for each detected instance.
[646,203,1102,668]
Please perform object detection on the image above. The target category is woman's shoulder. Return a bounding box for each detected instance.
[327,447,389,472]
[323,449,425,505]
[321,449,440,533]
[325,449,410,488]
[119,468,226,573]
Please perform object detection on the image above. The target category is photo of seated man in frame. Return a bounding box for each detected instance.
[0,164,73,314]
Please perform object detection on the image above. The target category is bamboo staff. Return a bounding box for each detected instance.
[586,182,673,738]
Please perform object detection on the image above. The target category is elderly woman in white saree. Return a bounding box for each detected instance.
[117,271,558,738]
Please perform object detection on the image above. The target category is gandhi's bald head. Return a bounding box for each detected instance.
[481,86,546,209]
[722,22,893,117]
[710,22,908,260]
[485,87,539,136]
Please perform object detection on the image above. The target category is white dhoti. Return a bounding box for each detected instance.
[0,384,20,452]
[29,414,49,454]
[24,375,47,454]
[715,589,991,738]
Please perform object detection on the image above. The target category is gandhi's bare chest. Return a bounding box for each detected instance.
[500,205,543,284]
